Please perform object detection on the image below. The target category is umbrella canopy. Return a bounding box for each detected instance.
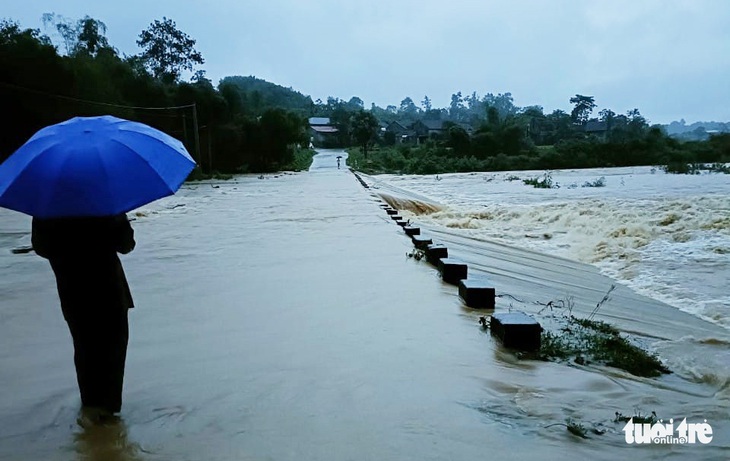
[0,115,196,218]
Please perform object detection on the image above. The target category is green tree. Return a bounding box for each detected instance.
[598,108,616,133]
[0,20,73,160]
[42,14,111,57]
[350,110,379,158]
[421,95,432,112]
[258,109,306,168]
[76,17,111,56]
[449,91,465,121]
[482,92,516,119]
[569,94,596,125]
[399,97,419,119]
[136,17,204,83]
[346,96,364,111]
[445,124,470,156]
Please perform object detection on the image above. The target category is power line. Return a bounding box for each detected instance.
[0,80,196,111]
[1,80,205,169]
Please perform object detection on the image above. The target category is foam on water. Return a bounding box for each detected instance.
[370,166,730,329]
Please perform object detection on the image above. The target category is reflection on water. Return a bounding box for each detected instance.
[74,418,144,461]
[0,151,729,460]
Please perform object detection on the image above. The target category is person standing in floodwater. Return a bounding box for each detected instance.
[32,214,135,424]
[337,157,341,169]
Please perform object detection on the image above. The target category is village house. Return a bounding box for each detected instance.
[410,119,449,143]
[583,120,608,139]
[308,117,339,147]
[385,121,416,144]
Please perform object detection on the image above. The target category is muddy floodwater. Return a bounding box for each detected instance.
[1,149,728,460]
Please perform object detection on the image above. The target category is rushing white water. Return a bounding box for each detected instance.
[367,166,730,330]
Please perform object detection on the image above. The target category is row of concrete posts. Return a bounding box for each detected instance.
[353,172,541,352]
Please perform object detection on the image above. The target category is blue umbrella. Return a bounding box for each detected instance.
[0,115,196,218]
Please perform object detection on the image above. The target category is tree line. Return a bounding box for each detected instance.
[340,92,729,175]
[2,14,727,176]
[0,15,311,174]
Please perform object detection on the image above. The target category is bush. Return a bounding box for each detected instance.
[582,176,606,187]
[523,172,556,188]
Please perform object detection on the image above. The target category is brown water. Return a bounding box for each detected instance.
[0,149,728,460]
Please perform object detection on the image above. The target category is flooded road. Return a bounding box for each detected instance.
[0,150,728,460]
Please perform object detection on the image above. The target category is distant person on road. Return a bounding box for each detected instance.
[32,214,135,424]
[337,157,341,169]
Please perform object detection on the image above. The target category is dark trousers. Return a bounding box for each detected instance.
[62,304,129,413]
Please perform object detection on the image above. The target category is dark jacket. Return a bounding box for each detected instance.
[32,215,135,311]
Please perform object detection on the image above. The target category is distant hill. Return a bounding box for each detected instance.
[218,76,314,116]
[663,120,730,141]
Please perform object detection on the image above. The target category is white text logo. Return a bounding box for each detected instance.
[623,418,713,444]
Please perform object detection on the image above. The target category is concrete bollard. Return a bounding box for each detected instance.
[425,243,448,265]
[403,226,420,236]
[489,312,542,351]
[396,220,409,227]
[391,215,402,221]
[458,278,496,309]
[437,258,468,284]
[386,209,398,215]
[411,235,433,250]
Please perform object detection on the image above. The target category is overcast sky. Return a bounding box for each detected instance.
[5,0,729,124]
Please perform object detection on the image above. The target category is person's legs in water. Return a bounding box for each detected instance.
[64,303,129,421]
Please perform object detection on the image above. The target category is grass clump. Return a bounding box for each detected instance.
[532,285,670,378]
[538,315,670,378]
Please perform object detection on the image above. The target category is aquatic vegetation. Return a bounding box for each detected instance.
[522,172,557,189]
[526,286,669,377]
[614,411,657,424]
[544,418,609,439]
[582,176,606,187]
[538,315,670,377]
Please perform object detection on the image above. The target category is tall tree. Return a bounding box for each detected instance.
[421,95,432,112]
[136,17,204,83]
[482,93,516,119]
[76,17,111,56]
[449,91,465,121]
[569,94,596,125]
[347,96,364,111]
[42,14,111,57]
[350,110,379,158]
[399,97,419,118]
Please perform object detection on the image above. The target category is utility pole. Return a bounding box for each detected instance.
[191,103,201,167]
[182,113,189,146]
[208,126,213,173]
